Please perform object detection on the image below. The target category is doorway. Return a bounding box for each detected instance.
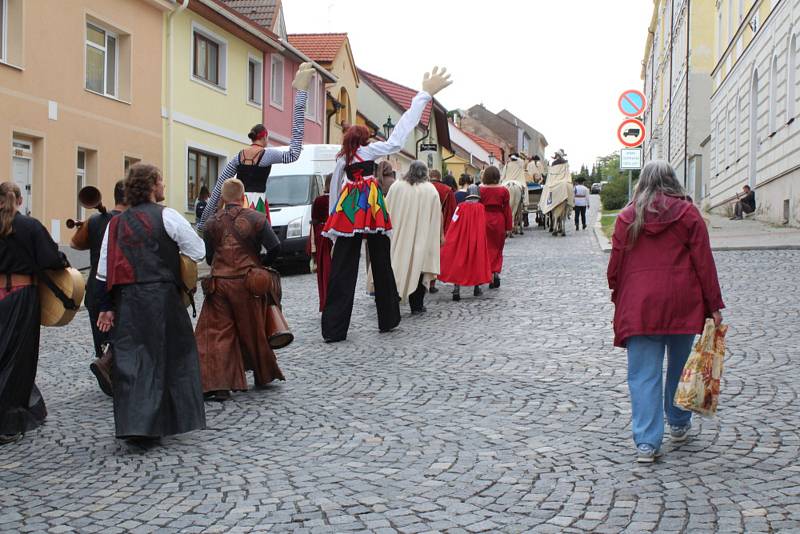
[12,152,32,215]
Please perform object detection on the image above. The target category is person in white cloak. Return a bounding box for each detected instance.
[385,161,443,314]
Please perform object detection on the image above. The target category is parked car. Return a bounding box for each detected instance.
[591,183,602,194]
[267,144,339,264]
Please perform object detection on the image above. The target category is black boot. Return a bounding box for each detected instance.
[473,286,483,297]
[452,286,461,302]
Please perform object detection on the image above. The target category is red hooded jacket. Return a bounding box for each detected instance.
[607,194,724,348]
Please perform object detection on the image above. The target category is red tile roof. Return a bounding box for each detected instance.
[219,0,279,31]
[287,33,348,63]
[359,69,432,128]
[462,130,504,163]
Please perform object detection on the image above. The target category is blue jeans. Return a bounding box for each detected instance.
[627,334,695,449]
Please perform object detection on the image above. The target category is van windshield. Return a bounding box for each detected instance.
[266,175,314,207]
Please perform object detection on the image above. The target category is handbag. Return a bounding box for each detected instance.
[674,319,728,416]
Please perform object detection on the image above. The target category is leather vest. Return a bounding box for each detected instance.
[206,206,265,278]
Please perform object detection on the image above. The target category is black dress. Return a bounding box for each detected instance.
[103,203,206,439]
[0,213,67,435]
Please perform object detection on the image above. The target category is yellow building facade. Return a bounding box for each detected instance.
[642,0,715,200]
[162,2,275,219]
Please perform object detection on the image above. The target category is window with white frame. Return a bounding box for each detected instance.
[305,71,318,121]
[86,22,118,97]
[788,34,797,123]
[728,0,734,42]
[248,56,263,106]
[192,24,227,89]
[270,54,284,108]
[769,55,778,134]
[76,150,86,219]
[187,149,220,212]
[736,95,741,159]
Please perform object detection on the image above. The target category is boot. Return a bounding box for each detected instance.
[473,286,483,297]
[452,286,461,302]
[90,347,114,397]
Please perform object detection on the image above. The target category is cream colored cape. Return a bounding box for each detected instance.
[540,162,574,214]
[385,180,442,302]
[502,158,527,187]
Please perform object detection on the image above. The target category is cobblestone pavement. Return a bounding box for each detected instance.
[2,202,800,533]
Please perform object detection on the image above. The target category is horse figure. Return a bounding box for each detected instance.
[503,180,526,236]
[539,152,573,237]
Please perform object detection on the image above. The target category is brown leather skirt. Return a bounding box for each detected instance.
[195,277,285,392]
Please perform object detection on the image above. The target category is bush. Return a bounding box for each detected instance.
[601,176,630,211]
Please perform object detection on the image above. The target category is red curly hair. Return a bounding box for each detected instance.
[338,125,371,165]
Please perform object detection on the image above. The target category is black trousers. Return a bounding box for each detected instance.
[408,276,426,311]
[574,206,587,229]
[321,233,401,340]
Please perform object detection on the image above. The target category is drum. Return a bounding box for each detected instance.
[39,267,86,327]
[179,254,198,308]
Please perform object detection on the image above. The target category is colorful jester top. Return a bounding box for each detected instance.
[324,90,433,238]
[323,156,391,237]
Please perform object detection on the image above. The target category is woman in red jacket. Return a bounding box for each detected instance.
[607,160,724,463]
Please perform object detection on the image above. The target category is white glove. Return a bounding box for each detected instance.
[422,66,452,96]
[292,62,315,91]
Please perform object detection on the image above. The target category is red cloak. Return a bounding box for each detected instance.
[438,202,493,287]
[431,180,457,234]
[307,194,332,312]
[480,185,512,273]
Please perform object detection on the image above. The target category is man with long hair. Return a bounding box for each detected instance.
[385,162,442,313]
[96,163,206,444]
[0,182,68,445]
[195,178,284,402]
[320,66,453,342]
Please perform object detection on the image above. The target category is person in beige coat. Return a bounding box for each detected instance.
[385,161,442,314]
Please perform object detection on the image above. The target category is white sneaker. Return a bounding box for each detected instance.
[636,444,663,463]
[670,423,691,443]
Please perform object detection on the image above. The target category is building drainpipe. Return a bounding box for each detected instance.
[667,0,674,162]
[166,0,190,207]
[684,0,691,191]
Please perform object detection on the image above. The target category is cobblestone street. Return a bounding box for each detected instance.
[2,203,800,533]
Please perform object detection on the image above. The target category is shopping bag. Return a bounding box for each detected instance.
[674,319,728,416]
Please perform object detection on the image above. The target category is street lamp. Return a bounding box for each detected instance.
[488,153,495,166]
[383,116,395,140]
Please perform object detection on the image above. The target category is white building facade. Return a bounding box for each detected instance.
[709,0,800,226]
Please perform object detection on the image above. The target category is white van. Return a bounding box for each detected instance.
[266,144,339,262]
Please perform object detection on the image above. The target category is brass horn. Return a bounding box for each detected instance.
[78,185,106,214]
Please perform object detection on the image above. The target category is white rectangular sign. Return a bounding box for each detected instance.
[620,148,642,170]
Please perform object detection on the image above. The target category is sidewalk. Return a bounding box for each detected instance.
[594,210,800,252]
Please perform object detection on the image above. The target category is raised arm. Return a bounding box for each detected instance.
[362,91,432,158]
[259,90,308,166]
[362,66,452,159]
[198,155,239,230]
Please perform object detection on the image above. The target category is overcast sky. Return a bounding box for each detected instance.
[282,0,653,170]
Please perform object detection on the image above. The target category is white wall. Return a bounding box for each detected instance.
[709,1,800,226]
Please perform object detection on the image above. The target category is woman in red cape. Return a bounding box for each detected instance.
[307,175,333,312]
[480,166,512,289]
[439,185,492,300]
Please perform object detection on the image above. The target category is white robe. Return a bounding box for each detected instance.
[385,181,442,302]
